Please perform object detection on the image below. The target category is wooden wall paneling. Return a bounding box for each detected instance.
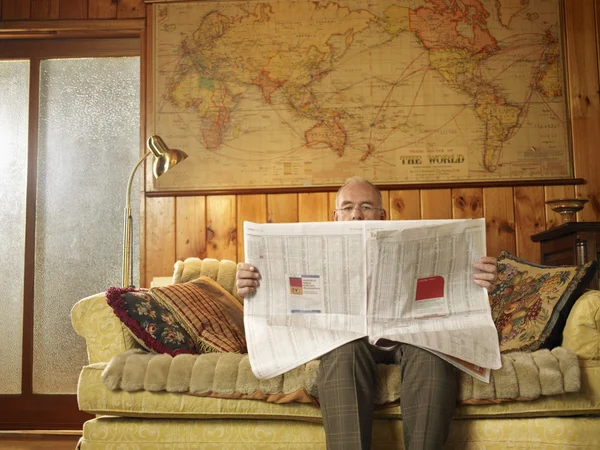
[327,192,336,221]
[389,190,421,220]
[597,0,600,69]
[564,0,600,221]
[175,196,206,262]
[138,178,147,288]
[298,193,328,222]
[237,194,267,262]
[267,193,298,223]
[31,0,59,20]
[544,185,576,229]
[145,196,176,285]
[483,187,516,257]
[206,195,237,261]
[117,0,144,18]
[380,190,389,218]
[88,0,116,19]
[420,189,452,219]
[2,0,30,19]
[451,188,483,219]
[58,0,87,19]
[514,186,545,262]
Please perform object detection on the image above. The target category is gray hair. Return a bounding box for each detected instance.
[335,176,383,208]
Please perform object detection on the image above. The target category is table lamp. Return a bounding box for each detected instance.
[122,135,188,287]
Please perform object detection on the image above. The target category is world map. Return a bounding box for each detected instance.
[151,0,571,190]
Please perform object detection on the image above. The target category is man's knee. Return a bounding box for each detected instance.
[399,344,458,404]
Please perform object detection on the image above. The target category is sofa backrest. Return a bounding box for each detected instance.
[172,257,241,303]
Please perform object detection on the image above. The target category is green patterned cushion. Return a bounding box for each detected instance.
[490,251,596,353]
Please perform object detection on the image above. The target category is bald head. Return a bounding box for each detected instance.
[333,177,386,221]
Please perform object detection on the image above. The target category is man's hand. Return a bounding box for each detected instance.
[236,263,261,297]
[472,256,498,292]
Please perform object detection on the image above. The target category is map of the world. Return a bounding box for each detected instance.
[151,0,571,191]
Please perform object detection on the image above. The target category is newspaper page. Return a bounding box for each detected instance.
[243,219,501,380]
[366,219,500,382]
[243,221,369,379]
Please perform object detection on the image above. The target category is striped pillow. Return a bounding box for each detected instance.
[150,277,246,354]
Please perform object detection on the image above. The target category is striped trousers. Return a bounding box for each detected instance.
[317,338,458,450]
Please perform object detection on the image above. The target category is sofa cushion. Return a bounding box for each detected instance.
[101,346,581,405]
[150,276,246,354]
[79,357,600,420]
[105,287,197,356]
[490,251,596,353]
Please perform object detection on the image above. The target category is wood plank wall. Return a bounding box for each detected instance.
[1,0,598,287]
[0,0,145,20]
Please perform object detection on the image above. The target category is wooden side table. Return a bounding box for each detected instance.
[531,222,600,289]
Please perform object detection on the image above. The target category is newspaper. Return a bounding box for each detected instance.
[243,219,501,382]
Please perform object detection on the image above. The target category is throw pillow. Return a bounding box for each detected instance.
[150,276,247,354]
[105,287,197,356]
[489,251,596,353]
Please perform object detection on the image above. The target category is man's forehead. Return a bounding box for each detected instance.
[339,198,376,204]
[338,182,379,203]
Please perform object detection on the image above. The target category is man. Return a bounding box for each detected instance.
[237,177,498,450]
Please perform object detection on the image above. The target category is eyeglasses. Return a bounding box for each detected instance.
[335,205,382,214]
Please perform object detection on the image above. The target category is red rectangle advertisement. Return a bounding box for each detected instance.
[415,276,444,301]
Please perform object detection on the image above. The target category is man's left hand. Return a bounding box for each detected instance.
[472,256,498,292]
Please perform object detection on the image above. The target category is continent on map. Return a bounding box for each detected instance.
[409,0,499,55]
[305,115,347,156]
[495,0,530,28]
[474,93,521,172]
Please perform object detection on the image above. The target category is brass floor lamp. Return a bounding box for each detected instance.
[122,135,188,287]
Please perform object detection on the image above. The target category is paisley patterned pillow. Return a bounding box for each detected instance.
[106,287,197,356]
[489,251,596,353]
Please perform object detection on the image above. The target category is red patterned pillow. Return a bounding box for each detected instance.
[150,277,247,354]
[105,287,197,356]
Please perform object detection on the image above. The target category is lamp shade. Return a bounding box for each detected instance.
[147,135,188,178]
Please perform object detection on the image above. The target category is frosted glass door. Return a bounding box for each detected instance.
[0,60,29,394]
[33,57,140,393]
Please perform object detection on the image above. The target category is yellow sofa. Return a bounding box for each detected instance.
[72,258,600,449]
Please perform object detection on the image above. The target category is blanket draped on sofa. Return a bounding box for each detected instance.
[102,346,580,406]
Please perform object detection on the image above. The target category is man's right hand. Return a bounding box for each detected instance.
[236,263,261,297]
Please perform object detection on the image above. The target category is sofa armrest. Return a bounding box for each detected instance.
[71,292,140,364]
[562,289,600,360]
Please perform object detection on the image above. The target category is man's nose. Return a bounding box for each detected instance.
[351,207,364,220]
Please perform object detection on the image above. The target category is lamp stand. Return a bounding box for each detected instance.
[122,150,151,288]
